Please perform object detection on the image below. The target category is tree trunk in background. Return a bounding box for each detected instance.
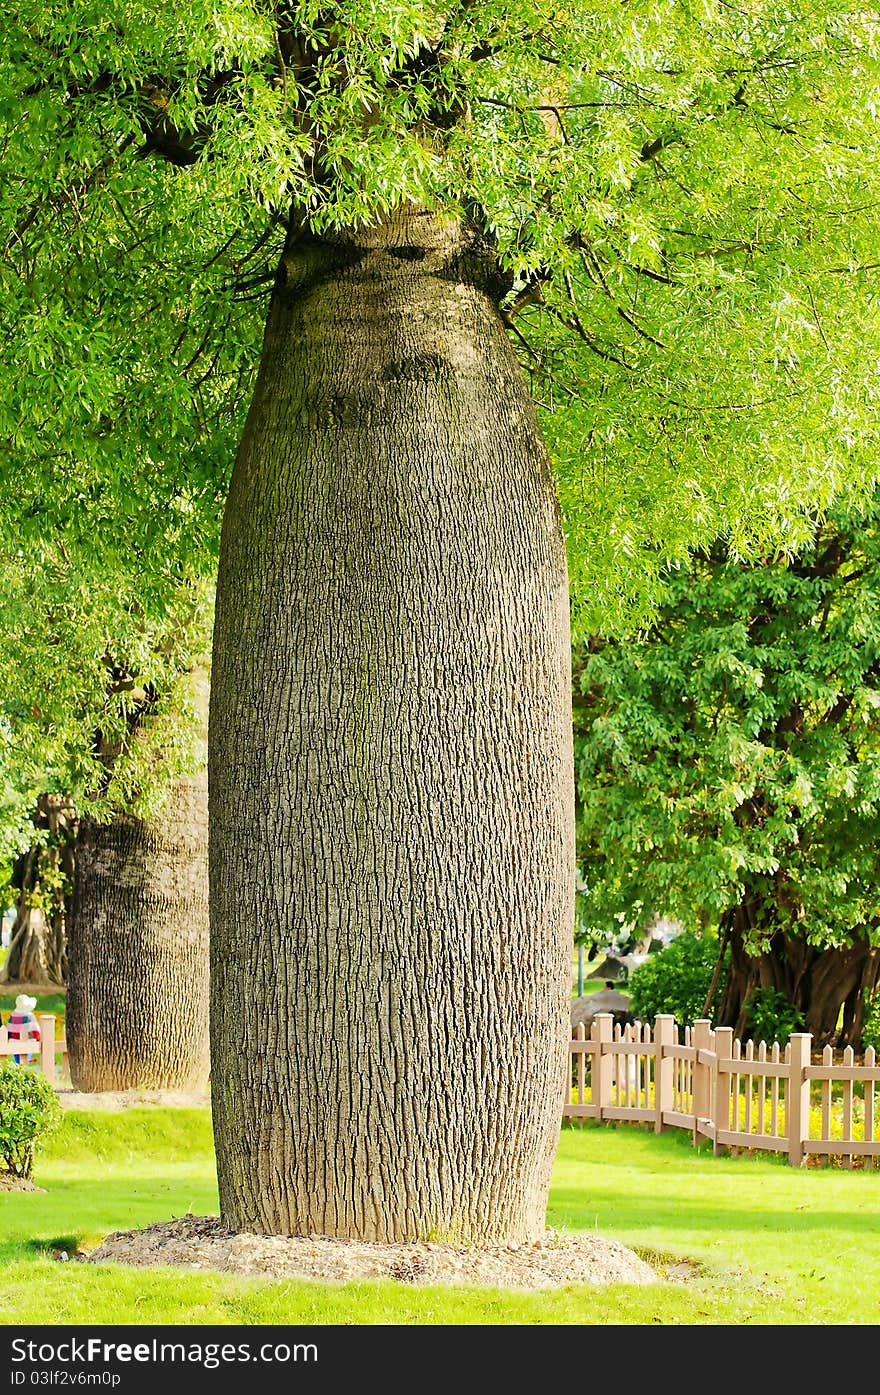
[3,904,55,984]
[717,906,880,1048]
[2,794,75,986]
[66,773,209,1090]
[209,208,574,1243]
[839,946,880,1046]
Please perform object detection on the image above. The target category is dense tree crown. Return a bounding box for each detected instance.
[573,499,880,956]
[2,3,880,635]
[0,538,212,863]
[4,2,880,1238]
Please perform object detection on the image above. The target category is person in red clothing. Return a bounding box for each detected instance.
[6,993,40,1065]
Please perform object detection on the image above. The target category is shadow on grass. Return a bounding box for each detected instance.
[0,1175,219,1264]
[23,1234,84,1262]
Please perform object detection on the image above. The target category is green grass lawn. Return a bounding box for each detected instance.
[1,1110,878,1325]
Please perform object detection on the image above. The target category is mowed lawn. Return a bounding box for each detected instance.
[1,1109,878,1325]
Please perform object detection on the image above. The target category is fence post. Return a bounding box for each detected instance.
[692,1019,712,1144]
[38,1015,56,1084]
[572,1022,585,1109]
[713,1026,734,1155]
[591,1013,613,1119]
[787,1033,812,1167]
[562,1029,572,1114]
[653,1014,675,1133]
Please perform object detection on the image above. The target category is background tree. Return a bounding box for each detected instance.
[1,794,75,986]
[0,526,215,1086]
[574,499,880,1048]
[0,17,264,1073]
[66,663,213,1092]
[4,2,880,1239]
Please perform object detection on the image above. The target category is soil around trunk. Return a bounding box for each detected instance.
[48,1093,658,1286]
[0,1174,45,1191]
[86,1215,658,1289]
[56,1089,210,1111]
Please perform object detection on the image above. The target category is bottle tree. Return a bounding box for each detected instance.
[0,535,216,1087]
[65,654,214,1093]
[3,2,880,1239]
[574,500,880,1048]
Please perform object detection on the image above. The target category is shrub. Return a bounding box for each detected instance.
[0,1066,61,1179]
[743,987,805,1046]
[627,931,725,1027]
[862,990,880,1053]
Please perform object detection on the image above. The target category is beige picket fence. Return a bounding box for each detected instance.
[0,1014,67,1082]
[5,1009,878,1168]
[565,1013,880,1166]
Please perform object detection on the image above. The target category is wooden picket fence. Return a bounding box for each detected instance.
[0,1014,67,1083]
[5,1008,878,1169]
[565,1013,880,1166]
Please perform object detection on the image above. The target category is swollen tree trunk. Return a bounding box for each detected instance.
[66,774,210,1091]
[209,208,574,1243]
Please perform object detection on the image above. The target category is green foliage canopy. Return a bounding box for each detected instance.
[574,497,880,955]
[2,1,880,636]
[0,7,273,849]
[3,2,880,858]
[0,538,213,860]
[626,930,724,1027]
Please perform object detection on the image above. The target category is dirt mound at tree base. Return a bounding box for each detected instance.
[0,1174,45,1191]
[87,1215,658,1289]
[57,1089,210,1111]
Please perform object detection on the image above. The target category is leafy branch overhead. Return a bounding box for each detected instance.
[0,538,213,858]
[2,3,880,847]
[2,3,880,635]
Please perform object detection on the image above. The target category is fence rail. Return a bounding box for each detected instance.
[0,1015,67,1083]
[565,1014,879,1166]
[4,1009,877,1168]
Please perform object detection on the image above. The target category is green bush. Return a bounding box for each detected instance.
[743,987,804,1046]
[0,1066,61,1179]
[627,931,725,1027]
[862,990,880,1053]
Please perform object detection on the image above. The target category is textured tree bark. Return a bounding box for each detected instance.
[209,208,574,1242]
[3,904,56,984]
[1,794,74,986]
[66,773,210,1091]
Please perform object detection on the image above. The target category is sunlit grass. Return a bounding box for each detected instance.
[1,1109,878,1324]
